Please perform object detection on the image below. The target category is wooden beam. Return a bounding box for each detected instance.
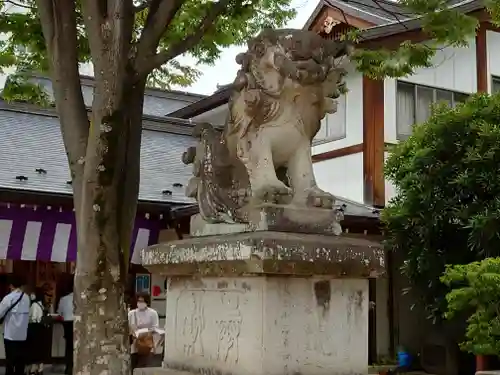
[363,77,385,207]
[485,23,500,32]
[311,7,374,33]
[312,143,363,163]
[476,22,488,92]
[360,9,492,51]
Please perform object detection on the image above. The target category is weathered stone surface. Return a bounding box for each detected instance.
[141,231,384,278]
[162,277,369,375]
[182,28,352,224]
[189,203,343,237]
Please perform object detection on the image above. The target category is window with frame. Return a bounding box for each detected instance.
[492,76,500,94]
[313,94,347,144]
[396,81,469,139]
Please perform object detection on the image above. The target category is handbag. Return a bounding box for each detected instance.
[0,292,24,324]
[37,302,52,327]
[133,311,154,356]
[136,331,154,356]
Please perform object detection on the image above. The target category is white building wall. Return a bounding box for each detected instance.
[312,69,364,154]
[311,67,365,203]
[314,153,364,203]
[384,152,397,203]
[487,30,500,92]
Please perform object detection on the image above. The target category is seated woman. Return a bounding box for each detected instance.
[128,293,159,371]
[26,288,52,375]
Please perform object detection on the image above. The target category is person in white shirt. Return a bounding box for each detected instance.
[26,287,51,375]
[57,279,74,375]
[0,275,30,375]
[128,293,159,370]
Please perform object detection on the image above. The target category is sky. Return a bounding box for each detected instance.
[172,0,320,95]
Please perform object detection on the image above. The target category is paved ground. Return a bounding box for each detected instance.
[0,357,163,375]
[0,365,63,375]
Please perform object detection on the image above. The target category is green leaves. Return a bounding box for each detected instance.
[351,42,434,79]
[351,0,490,79]
[1,72,52,106]
[442,258,500,355]
[155,0,295,67]
[0,0,295,93]
[383,93,500,319]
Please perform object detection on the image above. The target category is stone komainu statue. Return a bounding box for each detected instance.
[182,28,351,224]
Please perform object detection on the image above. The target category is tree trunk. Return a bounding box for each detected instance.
[73,78,146,375]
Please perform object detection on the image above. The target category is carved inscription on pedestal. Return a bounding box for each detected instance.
[174,284,245,364]
[216,292,242,364]
[176,291,205,356]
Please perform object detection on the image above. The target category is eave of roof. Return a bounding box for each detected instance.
[166,86,232,119]
[30,73,206,102]
[0,100,198,136]
[359,0,483,41]
[0,187,192,214]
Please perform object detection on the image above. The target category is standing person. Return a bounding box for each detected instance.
[128,293,159,371]
[57,279,74,375]
[0,275,30,375]
[26,288,51,375]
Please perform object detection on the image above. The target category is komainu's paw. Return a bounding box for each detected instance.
[253,179,292,204]
[306,186,335,209]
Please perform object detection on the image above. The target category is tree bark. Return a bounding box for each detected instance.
[36,0,89,212]
[67,2,143,374]
[37,2,144,373]
[74,79,145,375]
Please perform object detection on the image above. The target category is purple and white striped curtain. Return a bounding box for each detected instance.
[0,205,161,263]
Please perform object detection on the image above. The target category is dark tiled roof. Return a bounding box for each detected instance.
[0,102,196,204]
[325,0,412,25]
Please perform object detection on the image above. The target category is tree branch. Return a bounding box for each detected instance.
[4,0,34,10]
[79,0,107,67]
[135,0,231,76]
[136,0,185,61]
[80,0,134,85]
[35,0,89,204]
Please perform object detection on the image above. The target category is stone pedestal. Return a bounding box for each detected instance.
[165,276,368,375]
[141,225,384,375]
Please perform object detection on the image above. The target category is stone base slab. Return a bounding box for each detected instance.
[162,276,369,375]
[190,203,343,237]
[141,231,384,278]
